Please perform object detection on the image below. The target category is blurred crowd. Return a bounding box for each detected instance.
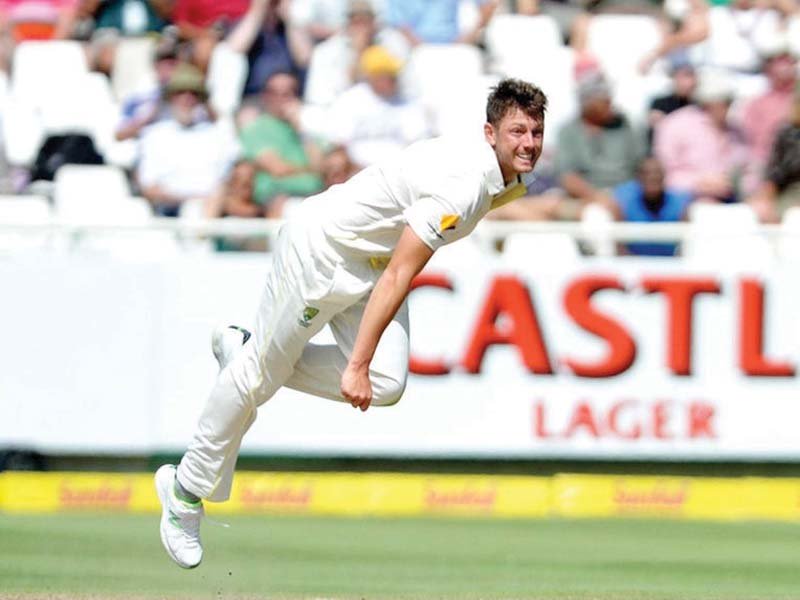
[0,0,798,255]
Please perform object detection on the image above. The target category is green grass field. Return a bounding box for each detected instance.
[1,514,799,600]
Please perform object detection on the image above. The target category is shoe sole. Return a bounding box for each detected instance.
[155,466,200,569]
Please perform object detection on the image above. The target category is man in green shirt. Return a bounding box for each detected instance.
[239,71,323,213]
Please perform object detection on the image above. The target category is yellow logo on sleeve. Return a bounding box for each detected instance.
[440,214,459,232]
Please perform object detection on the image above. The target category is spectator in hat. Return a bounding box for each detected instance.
[747,80,800,222]
[647,53,696,148]
[238,70,323,214]
[739,40,797,194]
[654,70,747,202]
[136,63,240,216]
[324,45,429,167]
[304,0,408,107]
[555,73,644,216]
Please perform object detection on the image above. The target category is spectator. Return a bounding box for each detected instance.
[115,33,182,141]
[697,0,796,86]
[320,145,360,189]
[209,159,262,217]
[136,63,240,216]
[748,81,800,222]
[87,0,169,35]
[0,0,79,41]
[555,74,645,216]
[654,70,747,202]
[241,0,306,95]
[387,0,498,46]
[613,156,692,256]
[238,70,322,211]
[647,52,696,147]
[171,0,250,70]
[325,45,429,167]
[304,0,407,107]
[739,40,797,194]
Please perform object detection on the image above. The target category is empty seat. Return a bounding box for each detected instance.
[581,203,615,256]
[11,41,89,108]
[402,44,485,103]
[586,15,663,80]
[207,43,248,117]
[684,203,773,265]
[485,15,563,75]
[54,165,131,216]
[0,194,52,252]
[111,37,157,102]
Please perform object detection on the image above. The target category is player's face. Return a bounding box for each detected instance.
[485,107,544,184]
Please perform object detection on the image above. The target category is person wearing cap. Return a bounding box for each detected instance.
[654,70,747,202]
[304,0,408,107]
[748,80,800,221]
[739,40,797,194]
[324,45,429,167]
[136,63,240,217]
[555,73,644,216]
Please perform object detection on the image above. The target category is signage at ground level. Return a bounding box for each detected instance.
[1,244,798,458]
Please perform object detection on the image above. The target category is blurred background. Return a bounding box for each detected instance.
[1,0,800,596]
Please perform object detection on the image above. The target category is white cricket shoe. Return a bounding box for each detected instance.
[155,464,204,569]
[211,324,251,371]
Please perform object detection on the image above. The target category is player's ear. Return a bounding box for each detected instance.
[484,122,496,147]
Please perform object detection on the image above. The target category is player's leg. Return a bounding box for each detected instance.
[177,266,343,503]
[155,223,350,568]
[284,297,409,406]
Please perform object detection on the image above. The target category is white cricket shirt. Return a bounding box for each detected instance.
[302,135,526,262]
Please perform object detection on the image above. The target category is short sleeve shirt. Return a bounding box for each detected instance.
[303,136,526,258]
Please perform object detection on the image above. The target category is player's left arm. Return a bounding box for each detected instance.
[340,225,434,412]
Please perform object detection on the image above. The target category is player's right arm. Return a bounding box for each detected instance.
[340,225,434,411]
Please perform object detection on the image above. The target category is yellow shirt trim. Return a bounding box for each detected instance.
[489,181,527,211]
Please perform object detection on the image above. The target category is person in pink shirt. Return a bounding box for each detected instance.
[739,42,797,194]
[0,0,77,41]
[654,71,748,203]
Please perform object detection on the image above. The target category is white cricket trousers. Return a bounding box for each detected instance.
[177,220,409,501]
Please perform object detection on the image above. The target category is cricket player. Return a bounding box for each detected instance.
[155,78,547,568]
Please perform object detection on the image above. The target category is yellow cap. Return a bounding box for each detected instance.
[359,45,403,77]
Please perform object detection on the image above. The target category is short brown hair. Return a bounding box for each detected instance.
[486,78,547,126]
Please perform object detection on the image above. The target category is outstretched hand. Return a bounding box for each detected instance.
[341,363,372,412]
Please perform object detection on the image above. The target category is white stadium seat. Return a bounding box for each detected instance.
[0,195,52,253]
[402,44,487,138]
[485,15,563,76]
[581,203,615,257]
[684,203,773,265]
[402,43,485,102]
[585,15,663,81]
[11,41,89,109]
[207,43,248,117]
[53,165,131,216]
[111,37,157,102]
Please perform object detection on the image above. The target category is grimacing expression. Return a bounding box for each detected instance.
[485,107,544,182]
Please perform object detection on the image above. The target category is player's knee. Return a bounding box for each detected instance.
[371,372,407,407]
